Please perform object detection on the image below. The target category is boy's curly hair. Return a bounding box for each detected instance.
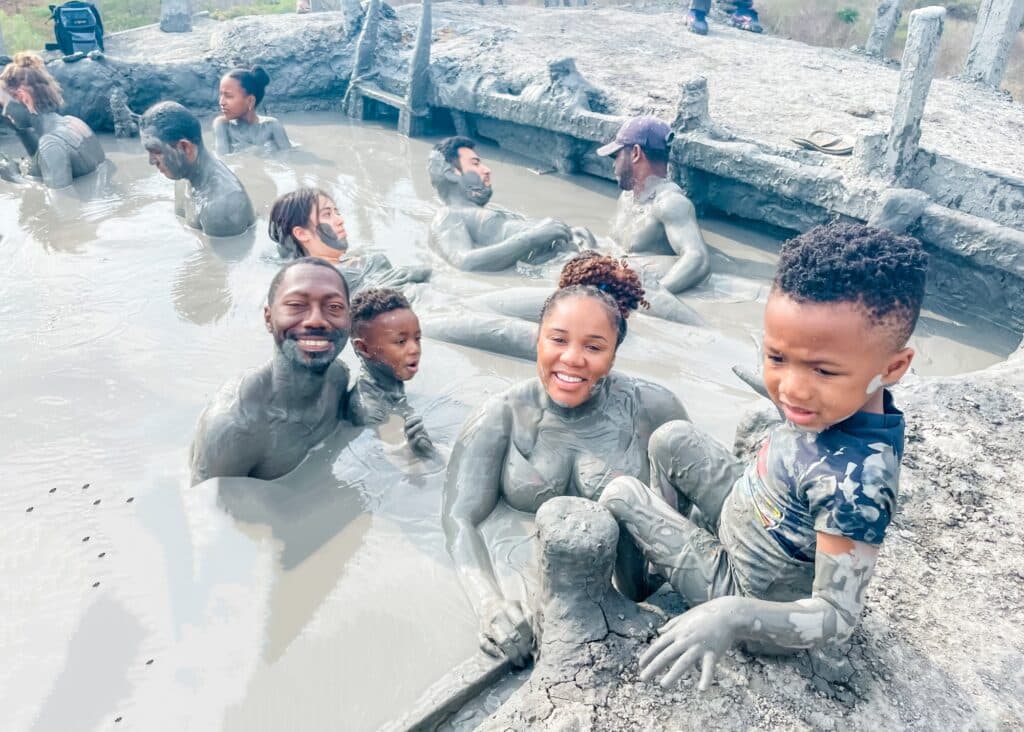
[774,222,928,345]
[351,288,412,336]
[541,251,649,346]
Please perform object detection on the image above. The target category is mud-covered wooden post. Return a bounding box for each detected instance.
[882,6,945,181]
[160,0,192,33]
[962,0,1024,86]
[400,0,431,137]
[670,75,709,204]
[344,0,381,118]
[865,0,907,57]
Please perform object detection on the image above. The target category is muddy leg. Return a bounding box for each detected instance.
[599,477,736,607]
[648,420,744,529]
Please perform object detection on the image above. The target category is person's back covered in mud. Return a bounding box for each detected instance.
[599,222,927,691]
[0,52,105,189]
[213,66,292,155]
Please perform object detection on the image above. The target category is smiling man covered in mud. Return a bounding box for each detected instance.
[189,258,353,484]
[599,223,927,689]
[140,101,255,238]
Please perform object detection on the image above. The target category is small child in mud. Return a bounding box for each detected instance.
[599,222,928,690]
[347,288,434,456]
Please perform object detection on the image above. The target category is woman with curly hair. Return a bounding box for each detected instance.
[0,52,105,188]
[442,251,690,666]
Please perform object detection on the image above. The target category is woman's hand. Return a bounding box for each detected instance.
[639,596,739,690]
[479,597,534,667]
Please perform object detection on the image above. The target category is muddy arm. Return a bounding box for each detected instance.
[656,189,711,294]
[189,409,267,486]
[267,118,291,151]
[434,211,570,272]
[639,535,877,690]
[199,189,255,238]
[442,394,533,665]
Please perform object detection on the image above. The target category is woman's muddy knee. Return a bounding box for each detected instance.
[599,476,652,518]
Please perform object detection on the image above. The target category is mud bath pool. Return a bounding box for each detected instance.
[0,112,1019,732]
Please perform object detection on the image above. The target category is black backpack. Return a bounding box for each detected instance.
[46,1,104,55]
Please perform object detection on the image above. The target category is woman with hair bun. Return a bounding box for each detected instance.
[0,52,105,188]
[442,250,689,667]
[213,66,291,154]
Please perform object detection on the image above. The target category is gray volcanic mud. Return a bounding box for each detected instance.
[0,113,1017,731]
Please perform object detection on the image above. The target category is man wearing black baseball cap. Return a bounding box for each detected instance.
[599,116,711,294]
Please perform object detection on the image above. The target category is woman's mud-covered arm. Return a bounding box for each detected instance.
[267,118,291,151]
[639,534,878,690]
[442,393,533,665]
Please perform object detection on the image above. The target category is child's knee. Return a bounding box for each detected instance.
[599,476,650,516]
[650,420,705,471]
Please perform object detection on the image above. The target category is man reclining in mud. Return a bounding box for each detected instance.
[428,135,594,271]
[141,101,255,238]
[190,258,352,484]
[598,116,712,294]
[599,223,927,690]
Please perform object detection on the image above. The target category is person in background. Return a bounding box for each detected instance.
[213,66,291,154]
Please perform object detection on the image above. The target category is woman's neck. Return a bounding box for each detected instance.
[542,374,612,421]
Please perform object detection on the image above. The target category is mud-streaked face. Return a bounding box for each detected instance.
[142,128,192,180]
[264,264,351,373]
[762,292,914,431]
[294,195,349,262]
[613,146,636,191]
[536,295,617,408]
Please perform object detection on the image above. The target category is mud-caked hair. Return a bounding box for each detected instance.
[269,187,328,258]
[266,257,349,306]
[539,251,649,347]
[141,101,203,146]
[434,136,477,170]
[351,288,412,336]
[225,66,271,105]
[773,222,928,346]
[0,52,63,113]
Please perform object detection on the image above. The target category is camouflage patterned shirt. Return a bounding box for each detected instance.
[719,391,904,601]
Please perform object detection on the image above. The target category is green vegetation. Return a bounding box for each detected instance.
[0,0,289,54]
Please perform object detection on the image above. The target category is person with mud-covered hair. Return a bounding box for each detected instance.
[268,187,431,291]
[428,135,596,271]
[190,258,353,484]
[213,66,291,154]
[599,222,927,691]
[141,101,255,237]
[443,251,690,666]
[598,116,710,294]
[0,52,105,188]
[347,288,434,456]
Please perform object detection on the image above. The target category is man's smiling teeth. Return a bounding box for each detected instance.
[298,338,329,349]
[554,372,583,384]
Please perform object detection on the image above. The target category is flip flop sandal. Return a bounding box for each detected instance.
[790,130,853,156]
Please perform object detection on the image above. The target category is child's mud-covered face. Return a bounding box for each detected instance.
[355,308,422,381]
[762,293,914,432]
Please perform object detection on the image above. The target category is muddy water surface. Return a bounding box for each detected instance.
[0,113,1018,732]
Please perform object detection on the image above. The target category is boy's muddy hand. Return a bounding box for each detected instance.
[479,598,534,666]
[403,415,435,456]
[639,596,739,691]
